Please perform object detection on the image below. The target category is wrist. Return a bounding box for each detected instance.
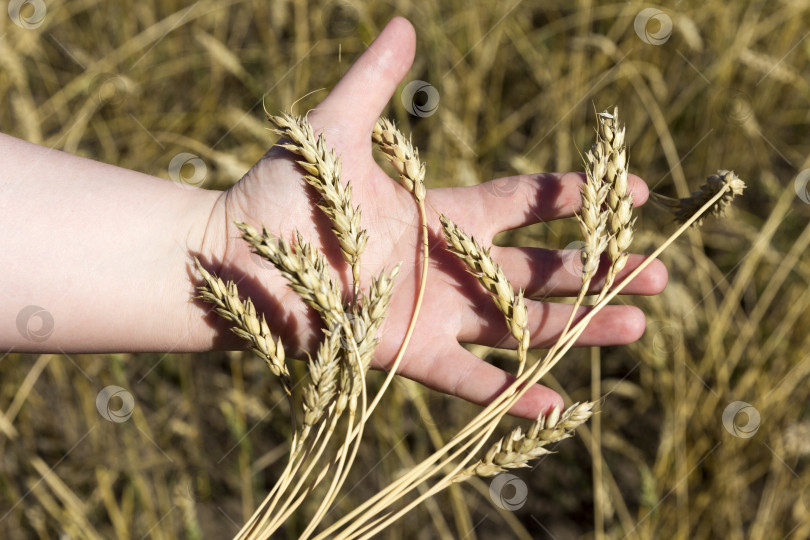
[183,187,245,351]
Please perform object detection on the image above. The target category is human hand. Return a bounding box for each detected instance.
[199,17,667,419]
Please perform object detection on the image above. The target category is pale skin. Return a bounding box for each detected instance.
[0,18,666,419]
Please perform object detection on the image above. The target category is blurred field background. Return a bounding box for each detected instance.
[1,0,809,538]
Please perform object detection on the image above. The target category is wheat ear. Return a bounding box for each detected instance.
[557,107,636,357]
[651,170,747,226]
[194,259,291,396]
[268,112,368,295]
[453,401,596,480]
[237,223,346,327]
[367,116,431,394]
[594,107,635,283]
[439,215,530,371]
[302,328,342,428]
[372,117,427,202]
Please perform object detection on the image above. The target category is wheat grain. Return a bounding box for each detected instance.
[578,155,610,281]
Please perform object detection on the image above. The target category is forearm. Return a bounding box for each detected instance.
[0,133,224,353]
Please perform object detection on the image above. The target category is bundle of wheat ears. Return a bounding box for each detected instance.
[194,107,744,539]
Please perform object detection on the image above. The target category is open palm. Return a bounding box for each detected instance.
[202,17,667,419]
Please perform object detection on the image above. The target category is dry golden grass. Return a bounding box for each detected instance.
[1,1,809,539]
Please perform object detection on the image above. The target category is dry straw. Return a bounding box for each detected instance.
[320,109,744,540]
[192,106,744,540]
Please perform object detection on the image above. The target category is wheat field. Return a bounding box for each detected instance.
[1,0,809,538]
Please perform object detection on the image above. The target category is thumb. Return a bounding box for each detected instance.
[313,17,416,138]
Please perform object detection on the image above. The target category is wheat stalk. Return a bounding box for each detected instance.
[323,111,744,540]
[300,119,434,537]
[235,116,432,540]
[193,258,332,536]
[330,181,742,540]
[581,108,635,540]
[288,118,433,539]
[230,223,369,540]
[198,102,747,540]
[233,224,371,539]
